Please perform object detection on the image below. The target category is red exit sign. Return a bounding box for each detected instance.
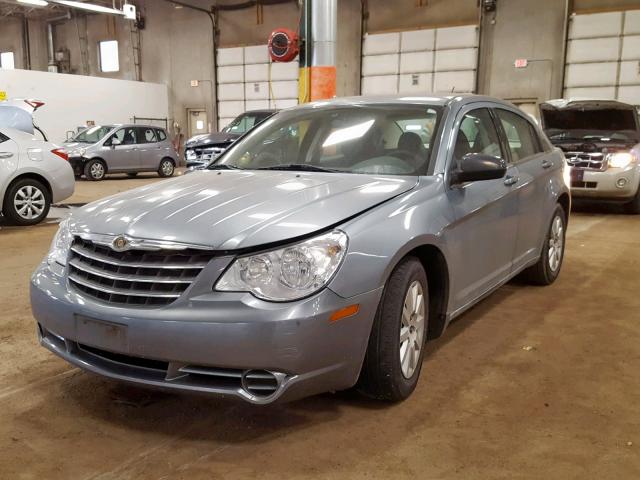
[514,58,529,69]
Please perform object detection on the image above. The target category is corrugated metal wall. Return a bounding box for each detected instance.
[216,45,299,128]
[564,9,640,104]
[360,25,479,95]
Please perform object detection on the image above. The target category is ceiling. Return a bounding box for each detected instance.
[0,0,123,19]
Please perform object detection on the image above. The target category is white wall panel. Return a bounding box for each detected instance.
[568,11,622,39]
[434,70,475,93]
[245,81,270,100]
[624,11,640,34]
[400,51,434,74]
[245,100,270,111]
[567,37,620,63]
[362,53,399,76]
[244,45,269,64]
[218,100,245,118]
[436,25,477,49]
[217,65,244,84]
[363,32,400,55]
[435,48,477,71]
[564,86,616,99]
[619,61,640,85]
[400,29,435,52]
[217,83,244,101]
[565,63,618,87]
[270,80,298,99]
[270,61,299,81]
[399,73,433,93]
[244,63,269,82]
[271,98,298,109]
[621,35,640,60]
[217,47,243,66]
[362,75,398,95]
[618,85,640,104]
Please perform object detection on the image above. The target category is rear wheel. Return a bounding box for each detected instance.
[623,188,640,214]
[158,158,175,178]
[522,204,566,285]
[84,159,106,181]
[358,256,428,401]
[2,178,51,226]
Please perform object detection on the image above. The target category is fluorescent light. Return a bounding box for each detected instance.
[322,119,375,148]
[17,0,49,6]
[50,1,124,15]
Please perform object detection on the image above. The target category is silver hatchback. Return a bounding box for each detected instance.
[64,124,178,181]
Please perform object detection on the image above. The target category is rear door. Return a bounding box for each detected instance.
[136,127,160,169]
[445,106,520,312]
[102,127,139,171]
[494,108,553,269]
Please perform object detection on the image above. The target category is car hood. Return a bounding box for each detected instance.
[70,170,418,250]
[185,132,240,148]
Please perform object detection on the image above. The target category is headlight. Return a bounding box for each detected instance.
[186,149,197,160]
[79,148,86,157]
[216,230,348,301]
[47,219,73,268]
[607,152,635,169]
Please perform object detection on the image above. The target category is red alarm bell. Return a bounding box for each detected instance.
[268,28,299,63]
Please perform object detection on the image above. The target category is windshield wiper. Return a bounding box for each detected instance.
[207,164,242,170]
[255,163,342,173]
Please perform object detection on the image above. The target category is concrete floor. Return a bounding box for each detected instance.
[0,176,639,480]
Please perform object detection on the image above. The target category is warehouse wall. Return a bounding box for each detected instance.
[0,18,25,70]
[365,0,478,33]
[573,0,640,12]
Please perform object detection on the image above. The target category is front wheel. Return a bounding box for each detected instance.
[2,178,51,226]
[84,159,106,181]
[158,159,175,178]
[522,204,566,285]
[357,256,428,401]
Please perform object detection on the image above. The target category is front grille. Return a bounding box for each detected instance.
[571,181,597,189]
[68,237,215,307]
[191,146,226,162]
[566,152,606,171]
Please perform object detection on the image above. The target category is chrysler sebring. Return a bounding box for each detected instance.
[31,95,570,404]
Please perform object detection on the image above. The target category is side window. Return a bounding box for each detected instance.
[453,108,503,164]
[495,109,541,162]
[0,132,8,143]
[137,127,158,143]
[156,129,167,141]
[121,127,137,145]
[105,128,125,146]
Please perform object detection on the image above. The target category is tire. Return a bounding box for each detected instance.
[158,158,175,178]
[2,178,51,226]
[126,172,139,178]
[357,256,429,401]
[84,159,106,181]
[623,188,640,215]
[522,204,567,285]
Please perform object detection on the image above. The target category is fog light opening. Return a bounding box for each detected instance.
[616,178,628,188]
[241,370,279,397]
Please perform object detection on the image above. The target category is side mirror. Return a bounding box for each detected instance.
[451,153,507,185]
[110,137,121,147]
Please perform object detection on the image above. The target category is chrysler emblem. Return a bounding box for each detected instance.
[112,236,129,251]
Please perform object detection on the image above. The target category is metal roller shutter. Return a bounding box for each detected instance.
[361,24,479,96]
[564,10,640,106]
[216,45,299,129]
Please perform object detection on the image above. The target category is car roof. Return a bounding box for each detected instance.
[88,124,166,129]
[541,98,635,109]
[287,94,518,111]
[242,110,278,114]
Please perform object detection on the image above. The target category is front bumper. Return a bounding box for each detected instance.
[30,261,382,404]
[68,156,85,176]
[570,165,640,200]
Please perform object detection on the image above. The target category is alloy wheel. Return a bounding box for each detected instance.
[548,215,564,272]
[161,160,174,176]
[400,280,426,379]
[91,162,105,179]
[14,185,46,220]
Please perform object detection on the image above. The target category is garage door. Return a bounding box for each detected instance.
[361,24,479,96]
[216,45,299,129]
[564,10,640,105]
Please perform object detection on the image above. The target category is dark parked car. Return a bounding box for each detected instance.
[184,110,276,169]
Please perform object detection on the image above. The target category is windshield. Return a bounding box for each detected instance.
[542,108,639,142]
[212,105,442,176]
[71,125,114,143]
[222,113,271,134]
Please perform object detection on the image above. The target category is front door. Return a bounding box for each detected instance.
[136,126,161,170]
[102,127,139,171]
[188,109,208,138]
[445,106,520,312]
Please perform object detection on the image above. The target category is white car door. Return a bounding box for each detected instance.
[0,130,20,187]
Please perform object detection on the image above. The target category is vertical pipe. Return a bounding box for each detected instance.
[47,22,55,70]
[308,0,337,100]
[22,16,31,70]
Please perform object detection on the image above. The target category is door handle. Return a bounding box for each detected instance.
[0,152,14,159]
[504,176,519,186]
[542,159,553,169]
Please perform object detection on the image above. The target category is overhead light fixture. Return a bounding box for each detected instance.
[17,0,49,6]
[49,1,124,15]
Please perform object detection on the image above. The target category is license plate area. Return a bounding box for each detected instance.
[75,315,128,353]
